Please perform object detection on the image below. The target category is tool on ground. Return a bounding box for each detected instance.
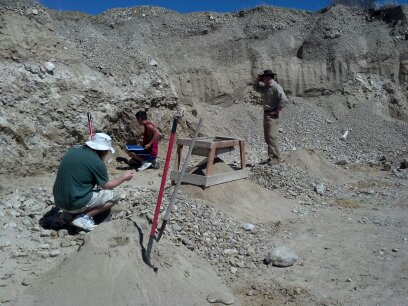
[156,118,203,242]
[87,112,94,138]
[145,115,179,264]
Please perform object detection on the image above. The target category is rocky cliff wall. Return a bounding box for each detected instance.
[0,1,407,176]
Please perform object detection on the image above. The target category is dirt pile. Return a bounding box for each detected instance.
[180,160,295,223]
[286,148,351,184]
[14,219,237,306]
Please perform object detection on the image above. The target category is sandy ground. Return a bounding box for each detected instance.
[1,151,407,306]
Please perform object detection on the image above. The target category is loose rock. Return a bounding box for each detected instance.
[207,290,235,305]
[265,246,298,267]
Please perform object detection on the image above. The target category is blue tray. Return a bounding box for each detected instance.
[126,145,145,151]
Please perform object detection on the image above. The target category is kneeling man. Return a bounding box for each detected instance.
[53,133,134,231]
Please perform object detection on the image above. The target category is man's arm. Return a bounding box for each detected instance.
[252,74,264,93]
[144,125,160,149]
[278,86,288,107]
[100,171,134,190]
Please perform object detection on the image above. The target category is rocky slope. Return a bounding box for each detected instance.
[1,0,408,177]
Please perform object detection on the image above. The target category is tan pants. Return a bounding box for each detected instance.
[263,112,280,161]
[67,189,119,214]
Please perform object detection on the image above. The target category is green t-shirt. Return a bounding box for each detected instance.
[53,145,109,211]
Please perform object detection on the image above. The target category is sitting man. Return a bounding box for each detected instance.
[119,111,161,171]
[53,133,134,231]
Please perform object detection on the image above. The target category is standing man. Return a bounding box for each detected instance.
[53,133,134,231]
[122,111,161,171]
[253,69,288,165]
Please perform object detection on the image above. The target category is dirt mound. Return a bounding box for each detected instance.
[287,148,352,184]
[180,160,296,223]
[15,219,237,306]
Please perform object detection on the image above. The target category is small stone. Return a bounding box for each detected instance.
[247,247,255,255]
[31,225,41,231]
[346,278,352,282]
[207,290,235,305]
[238,248,247,256]
[315,183,325,195]
[230,267,238,274]
[12,251,28,258]
[182,238,193,246]
[58,229,69,238]
[265,246,298,267]
[22,278,32,286]
[187,245,196,251]
[61,239,71,248]
[335,160,348,166]
[400,159,408,169]
[223,249,238,255]
[149,59,158,66]
[246,290,254,296]
[39,243,50,249]
[172,224,182,232]
[45,62,55,72]
[242,223,256,231]
[38,251,50,258]
[383,162,391,171]
[50,249,60,257]
[40,230,51,237]
[294,288,302,295]
[22,218,33,226]
[236,261,245,268]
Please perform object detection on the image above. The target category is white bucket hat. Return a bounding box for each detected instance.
[85,133,115,153]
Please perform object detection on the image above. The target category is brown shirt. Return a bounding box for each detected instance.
[253,80,288,111]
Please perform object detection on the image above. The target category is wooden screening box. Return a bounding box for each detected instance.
[170,136,248,187]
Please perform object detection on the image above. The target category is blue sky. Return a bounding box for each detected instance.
[38,1,329,15]
[34,1,362,15]
[38,0,408,15]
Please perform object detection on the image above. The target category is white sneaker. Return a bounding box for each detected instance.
[138,161,152,171]
[72,214,97,231]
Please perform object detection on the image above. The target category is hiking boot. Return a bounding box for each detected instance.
[152,159,161,169]
[72,214,97,231]
[138,161,152,171]
[59,211,76,225]
[116,156,129,164]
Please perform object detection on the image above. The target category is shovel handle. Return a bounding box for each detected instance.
[87,112,94,137]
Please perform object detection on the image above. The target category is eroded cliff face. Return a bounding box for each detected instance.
[118,4,406,105]
[0,1,407,176]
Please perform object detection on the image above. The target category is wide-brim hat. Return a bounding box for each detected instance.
[262,69,276,77]
[86,133,115,153]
